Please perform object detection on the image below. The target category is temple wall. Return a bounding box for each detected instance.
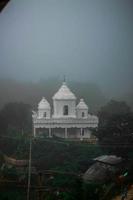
[53,99,76,118]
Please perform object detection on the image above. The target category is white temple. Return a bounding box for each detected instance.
[32,82,98,140]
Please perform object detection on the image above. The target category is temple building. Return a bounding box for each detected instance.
[32,82,98,140]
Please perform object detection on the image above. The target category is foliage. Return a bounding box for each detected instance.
[97,100,133,157]
[0,137,105,200]
[50,174,82,200]
[82,182,102,200]
[0,102,32,136]
[0,188,26,200]
[32,139,102,172]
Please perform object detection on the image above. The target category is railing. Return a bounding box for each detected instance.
[33,117,98,124]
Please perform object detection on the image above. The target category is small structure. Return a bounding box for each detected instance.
[4,155,28,167]
[83,155,123,183]
[32,82,98,140]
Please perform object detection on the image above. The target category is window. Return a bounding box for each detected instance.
[82,112,85,117]
[44,112,47,117]
[63,105,68,115]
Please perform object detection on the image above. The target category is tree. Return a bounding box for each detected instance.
[0,102,32,136]
[97,100,133,156]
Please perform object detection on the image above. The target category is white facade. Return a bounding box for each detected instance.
[38,97,51,119]
[32,82,98,140]
[76,98,88,118]
[52,82,76,118]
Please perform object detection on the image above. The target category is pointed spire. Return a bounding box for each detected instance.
[53,81,76,100]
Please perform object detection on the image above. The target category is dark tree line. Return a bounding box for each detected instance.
[0,102,32,136]
[0,99,133,147]
[96,100,133,157]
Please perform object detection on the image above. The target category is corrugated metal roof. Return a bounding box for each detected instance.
[83,162,109,183]
[94,155,122,165]
[83,155,123,183]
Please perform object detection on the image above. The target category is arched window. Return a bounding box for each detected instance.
[82,112,85,117]
[63,105,68,115]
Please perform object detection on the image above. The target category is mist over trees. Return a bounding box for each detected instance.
[0,78,132,114]
[0,1,132,199]
[0,102,32,136]
[0,78,108,113]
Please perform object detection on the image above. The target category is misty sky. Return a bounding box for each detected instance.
[0,0,133,95]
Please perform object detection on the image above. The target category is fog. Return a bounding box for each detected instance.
[0,0,133,98]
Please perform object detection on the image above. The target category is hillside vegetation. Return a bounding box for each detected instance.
[0,137,103,173]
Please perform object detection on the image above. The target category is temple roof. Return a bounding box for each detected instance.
[53,82,76,100]
[77,99,88,109]
[38,97,50,109]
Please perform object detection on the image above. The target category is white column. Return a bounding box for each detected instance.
[80,128,83,141]
[49,128,52,138]
[33,127,36,137]
[65,128,68,139]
